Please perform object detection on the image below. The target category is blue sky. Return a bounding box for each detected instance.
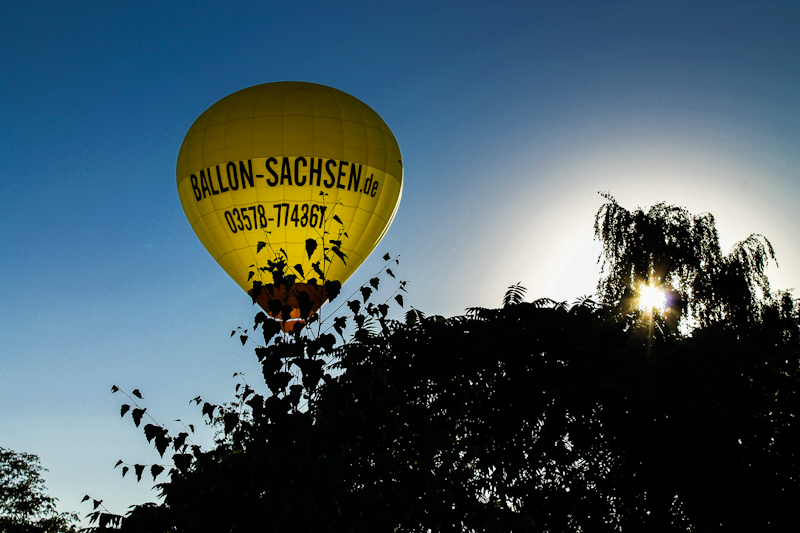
[1,0,798,520]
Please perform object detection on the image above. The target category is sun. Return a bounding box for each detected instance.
[638,284,667,312]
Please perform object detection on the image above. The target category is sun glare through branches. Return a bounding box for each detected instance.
[637,284,667,313]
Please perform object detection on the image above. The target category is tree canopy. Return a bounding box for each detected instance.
[0,447,78,533]
[87,196,800,532]
[594,192,781,332]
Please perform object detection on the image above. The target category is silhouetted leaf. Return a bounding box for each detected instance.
[383,253,391,261]
[121,466,128,478]
[395,294,404,308]
[114,460,123,468]
[318,333,336,353]
[134,464,145,482]
[132,408,146,427]
[333,315,347,338]
[378,304,389,318]
[360,286,372,303]
[155,433,170,457]
[333,214,343,225]
[120,404,130,418]
[354,314,366,329]
[240,335,248,346]
[370,277,379,290]
[348,300,361,315]
[132,389,143,399]
[151,464,165,481]
[257,241,267,253]
[248,271,255,282]
[296,358,326,390]
[172,453,192,473]
[294,264,305,279]
[223,412,239,435]
[324,280,341,301]
[387,268,395,278]
[262,317,281,344]
[405,308,425,325]
[503,283,527,307]
[265,371,293,395]
[297,290,313,319]
[144,424,160,443]
[173,432,188,451]
[202,402,216,420]
[331,246,348,264]
[251,281,263,304]
[305,239,317,259]
[111,385,119,393]
[98,513,122,529]
[313,261,325,280]
[267,298,283,317]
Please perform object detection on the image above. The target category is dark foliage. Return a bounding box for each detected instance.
[89,197,800,532]
[0,448,78,533]
[595,192,779,332]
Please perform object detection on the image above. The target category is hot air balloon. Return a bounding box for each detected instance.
[176,82,403,330]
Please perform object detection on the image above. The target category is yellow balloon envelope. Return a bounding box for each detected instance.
[176,82,403,328]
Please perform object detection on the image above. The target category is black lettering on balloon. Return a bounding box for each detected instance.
[347,164,361,192]
[206,169,220,195]
[336,161,348,189]
[324,159,336,188]
[362,174,373,195]
[371,180,379,197]
[226,162,239,190]
[234,208,244,231]
[294,157,307,186]
[199,170,211,199]
[280,157,293,186]
[240,160,254,189]
[224,211,238,233]
[190,174,202,201]
[257,204,267,227]
[216,166,229,193]
[265,157,279,186]
[309,157,323,186]
[300,204,309,226]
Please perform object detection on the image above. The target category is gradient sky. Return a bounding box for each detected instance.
[1,0,798,520]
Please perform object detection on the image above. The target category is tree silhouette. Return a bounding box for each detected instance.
[87,197,799,532]
[0,447,78,533]
[594,192,777,332]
